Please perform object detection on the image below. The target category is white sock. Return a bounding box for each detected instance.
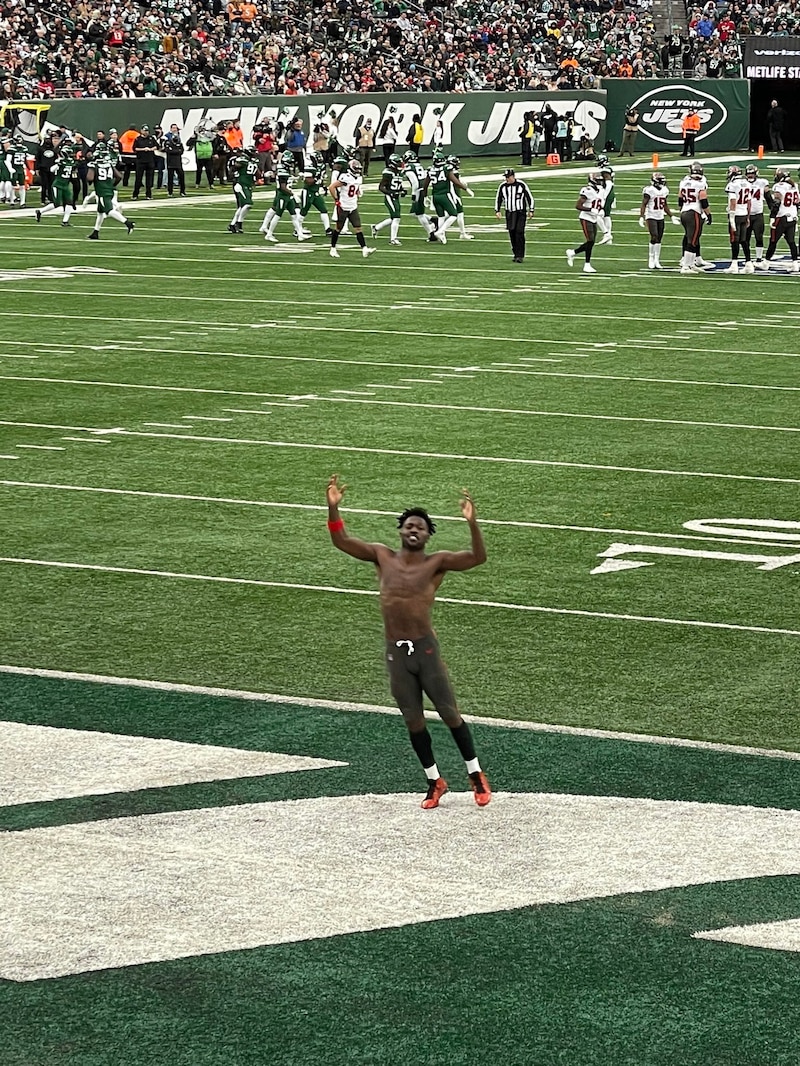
[425,764,440,781]
[417,214,432,232]
[63,205,74,223]
[94,213,104,230]
[466,757,481,774]
[654,242,661,266]
[390,218,400,240]
[291,213,304,237]
[375,218,391,232]
[606,217,613,236]
[457,212,468,236]
[108,209,127,224]
[320,212,330,230]
[440,215,458,235]
[17,187,25,206]
[267,217,279,236]
[648,247,654,267]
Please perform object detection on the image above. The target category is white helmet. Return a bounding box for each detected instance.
[348,158,363,175]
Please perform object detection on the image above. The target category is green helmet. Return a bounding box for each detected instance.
[446,155,460,169]
[333,154,348,169]
[402,150,417,164]
[432,146,446,162]
[388,153,404,170]
[244,144,259,158]
[281,150,294,167]
[313,151,325,167]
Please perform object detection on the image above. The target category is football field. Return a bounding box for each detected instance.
[3,153,800,1064]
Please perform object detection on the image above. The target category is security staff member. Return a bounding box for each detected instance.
[495,169,535,262]
[132,124,157,199]
[681,108,701,157]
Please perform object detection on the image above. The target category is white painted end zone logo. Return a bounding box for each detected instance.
[630,83,728,146]
[592,518,800,574]
[0,266,116,283]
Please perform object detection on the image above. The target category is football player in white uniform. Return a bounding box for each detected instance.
[724,165,753,273]
[596,157,615,245]
[744,165,770,269]
[764,166,800,272]
[566,172,605,274]
[677,162,712,274]
[328,158,376,259]
[639,171,680,269]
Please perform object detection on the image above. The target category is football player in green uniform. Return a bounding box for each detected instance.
[35,143,77,226]
[402,150,436,239]
[422,154,474,244]
[299,152,332,236]
[227,146,260,234]
[446,155,476,240]
[85,143,135,240]
[7,135,28,206]
[371,154,406,245]
[259,150,309,243]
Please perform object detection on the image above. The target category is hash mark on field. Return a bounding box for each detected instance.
[331,390,376,396]
[143,423,188,428]
[61,437,110,445]
[0,354,38,359]
[182,416,232,422]
[0,455,19,459]
[15,445,65,451]
[363,384,413,390]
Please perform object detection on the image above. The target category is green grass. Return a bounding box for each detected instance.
[3,150,800,1064]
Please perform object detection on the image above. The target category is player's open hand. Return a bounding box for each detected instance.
[327,474,346,506]
[460,489,476,522]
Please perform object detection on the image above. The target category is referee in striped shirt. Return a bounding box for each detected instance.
[495,169,535,262]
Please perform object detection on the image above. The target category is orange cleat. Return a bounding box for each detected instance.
[421,777,448,809]
[469,771,492,807]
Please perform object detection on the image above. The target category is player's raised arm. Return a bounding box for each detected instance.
[435,490,487,572]
[326,474,380,562]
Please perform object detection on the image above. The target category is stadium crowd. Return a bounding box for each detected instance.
[1,0,715,102]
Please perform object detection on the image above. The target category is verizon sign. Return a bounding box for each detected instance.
[743,36,800,78]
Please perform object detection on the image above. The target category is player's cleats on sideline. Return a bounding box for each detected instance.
[469,771,492,807]
[421,777,448,809]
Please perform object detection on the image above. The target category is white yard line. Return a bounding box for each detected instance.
[1,556,798,639]
[14,445,65,451]
[306,395,800,435]
[3,661,800,762]
[0,478,793,550]
[1,420,797,486]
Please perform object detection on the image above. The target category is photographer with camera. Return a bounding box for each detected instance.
[312,120,331,160]
[187,123,214,188]
[619,105,640,157]
[253,123,275,178]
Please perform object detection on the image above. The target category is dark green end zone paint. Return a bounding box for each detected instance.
[2,672,800,834]
[3,676,800,1066]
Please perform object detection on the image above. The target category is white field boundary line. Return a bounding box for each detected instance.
[3,479,796,551]
[3,662,800,763]
[2,556,800,639]
[7,288,798,329]
[1,421,798,487]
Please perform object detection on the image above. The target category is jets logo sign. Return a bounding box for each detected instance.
[630,83,728,146]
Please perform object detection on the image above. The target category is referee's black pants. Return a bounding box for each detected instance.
[505,210,527,260]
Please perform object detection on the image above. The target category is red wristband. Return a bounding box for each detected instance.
[327,519,345,533]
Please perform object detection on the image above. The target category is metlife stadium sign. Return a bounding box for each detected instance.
[742,36,800,78]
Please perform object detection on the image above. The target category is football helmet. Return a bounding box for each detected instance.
[402,150,417,164]
[312,151,325,168]
[745,164,759,181]
[244,145,259,159]
[726,165,742,181]
[600,164,613,177]
[446,155,460,169]
[689,162,704,177]
[588,171,603,188]
[333,155,348,169]
[597,154,609,167]
[775,167,790,181]
[280,150,294,167]
[12,133,25,147]
[651,171,665,188]
[348,158,363,175]
[388,153,404,171]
